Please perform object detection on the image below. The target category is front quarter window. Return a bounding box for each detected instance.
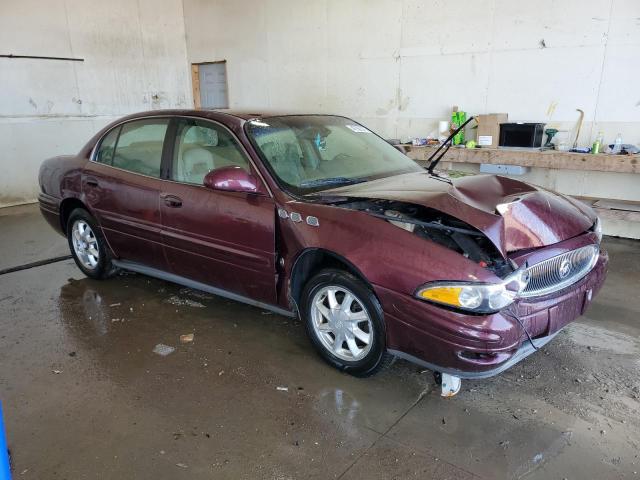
[95,126,120,165]
[245,115,421,195]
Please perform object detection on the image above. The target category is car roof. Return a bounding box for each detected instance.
[208,109,327,120]
[120,108,336,123]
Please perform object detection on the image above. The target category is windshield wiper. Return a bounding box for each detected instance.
[426,116,476,175]
[299,177,365,188]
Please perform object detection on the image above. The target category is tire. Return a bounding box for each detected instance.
[301,268,392,377]
[66,208,117,280]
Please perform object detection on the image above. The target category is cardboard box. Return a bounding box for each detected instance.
[476,113,508,148]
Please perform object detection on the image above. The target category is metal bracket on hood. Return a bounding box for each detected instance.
[496,197,523,215]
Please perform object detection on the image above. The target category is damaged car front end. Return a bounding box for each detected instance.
[246,114,607,396]
[313,175,608,396]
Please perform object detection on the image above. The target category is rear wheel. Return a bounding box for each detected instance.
[66,208,117,279]
[301,269,391,377]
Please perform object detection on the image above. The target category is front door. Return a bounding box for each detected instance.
[83,118,171,270]
[159,118,277,304]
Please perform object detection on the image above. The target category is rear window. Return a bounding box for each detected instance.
[111,119,169,178]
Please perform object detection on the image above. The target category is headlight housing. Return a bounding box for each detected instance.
[415,266,529,314]
[593,216,603,243]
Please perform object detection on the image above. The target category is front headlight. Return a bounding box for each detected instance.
[416,266,529,314]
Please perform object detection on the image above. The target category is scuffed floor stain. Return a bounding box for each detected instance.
[566,323,638,355]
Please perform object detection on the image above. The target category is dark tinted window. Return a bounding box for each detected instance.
[95,126,120,165]
[112,119,169,178]
[171,119,249,185]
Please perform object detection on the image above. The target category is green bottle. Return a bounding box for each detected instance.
[592,131,604,154]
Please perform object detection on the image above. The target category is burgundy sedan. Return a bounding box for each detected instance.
[38,109,607,396]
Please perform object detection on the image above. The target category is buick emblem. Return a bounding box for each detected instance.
[558,259,571,279]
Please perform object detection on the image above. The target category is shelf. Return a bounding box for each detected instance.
[399,145,640,174]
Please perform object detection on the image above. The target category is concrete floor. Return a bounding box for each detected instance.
[0,204,639,479]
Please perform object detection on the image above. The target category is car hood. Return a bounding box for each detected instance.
[321,172,596,256]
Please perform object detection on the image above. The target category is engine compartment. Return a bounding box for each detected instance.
[338,199,512,278]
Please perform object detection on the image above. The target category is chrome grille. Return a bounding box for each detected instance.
[520,244,600,298]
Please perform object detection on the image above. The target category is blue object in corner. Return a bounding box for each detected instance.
[0,402,10,480]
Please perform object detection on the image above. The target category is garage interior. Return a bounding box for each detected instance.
[1,0,639,478]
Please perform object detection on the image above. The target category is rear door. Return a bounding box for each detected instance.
[83,118,170,270]
[159,117,277,304]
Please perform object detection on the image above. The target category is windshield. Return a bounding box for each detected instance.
[245,115,422,195]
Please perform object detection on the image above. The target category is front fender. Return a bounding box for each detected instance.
[276,201,498,309]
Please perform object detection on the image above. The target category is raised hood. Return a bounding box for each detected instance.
[324,172,596,256]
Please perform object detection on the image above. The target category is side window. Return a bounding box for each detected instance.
[95,126,120,165]
[171,119,249,185]
[112,119,169,178]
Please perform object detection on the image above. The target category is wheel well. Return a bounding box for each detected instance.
[59,198,87,234]
[289,249,372,308]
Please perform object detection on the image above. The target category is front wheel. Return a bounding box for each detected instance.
[301,269,391,377]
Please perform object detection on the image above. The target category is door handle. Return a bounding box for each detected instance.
[85,178,99,187]
[162,194,182,208]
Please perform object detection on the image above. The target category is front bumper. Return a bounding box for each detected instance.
[376,250,608,378]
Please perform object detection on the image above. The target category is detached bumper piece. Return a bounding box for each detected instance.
[440,373,462,397]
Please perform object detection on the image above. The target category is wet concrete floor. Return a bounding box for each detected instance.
[0,204,639,479]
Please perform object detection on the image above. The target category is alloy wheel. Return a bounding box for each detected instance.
[71,220,100,270]
[310,285,373,361]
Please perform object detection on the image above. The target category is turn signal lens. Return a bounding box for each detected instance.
[419,287,463,306]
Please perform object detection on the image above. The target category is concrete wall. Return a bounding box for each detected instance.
[183,0,640,147]
[2,0,638,208]
[0,0,192,207]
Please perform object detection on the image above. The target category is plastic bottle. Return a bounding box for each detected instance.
[612,133,623,154]
[592,131,604,154]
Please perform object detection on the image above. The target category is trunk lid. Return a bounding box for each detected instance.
[322,172,596,256]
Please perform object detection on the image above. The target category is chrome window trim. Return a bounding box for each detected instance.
[89,114,274,198]
[519,244,600,298]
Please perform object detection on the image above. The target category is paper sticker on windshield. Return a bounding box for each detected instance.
[346,124,369,133]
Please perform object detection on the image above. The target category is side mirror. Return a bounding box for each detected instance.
[203,166,259,193]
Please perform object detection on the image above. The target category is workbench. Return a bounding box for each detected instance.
[399,145,640,175]
[398,145,640,239]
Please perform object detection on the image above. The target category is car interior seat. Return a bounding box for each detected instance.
[113,142,163,177]
[260,141,304,185]
[180,147,216,184]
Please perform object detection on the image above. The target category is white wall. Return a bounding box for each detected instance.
[183,0,640,146]
[0,0,192,207]
[2,0,639,207]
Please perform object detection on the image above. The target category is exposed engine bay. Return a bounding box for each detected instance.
[338,199,512,278]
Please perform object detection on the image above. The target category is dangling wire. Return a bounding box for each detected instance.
[503,307,539,351]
